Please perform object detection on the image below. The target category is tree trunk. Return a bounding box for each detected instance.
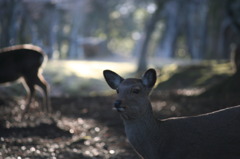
[45,4,60,59]
[227,0,240,72]
[0,0,17,47]
[217,18,232,59]
[186,0,208,60]
[155,0,181,58]
[68,1,87,59]
[68,13,82,59]
[202,0,240,97]
[234,45,240,73]
[136,2,162,73]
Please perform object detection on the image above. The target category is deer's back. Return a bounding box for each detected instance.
[160,105,240,158]
[0,45,45,83]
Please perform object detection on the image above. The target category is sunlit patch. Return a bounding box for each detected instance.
[63,60,135,79]
[44,60,136,96]
[94,127,100,132]
[170,106,176,112]
[20,104,25,110]
[109,149,115,154]
[30,147,36,152]
[93,136,100,141]
[69,128,75,134]
[152,101,167,111]
[175,88,205,96]
[21,146,26,150]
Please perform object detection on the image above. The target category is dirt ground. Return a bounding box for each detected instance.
[0,95,138,159]
[1,89,240,159]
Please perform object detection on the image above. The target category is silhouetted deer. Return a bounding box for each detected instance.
[0,44,51,113]
[103,68,240,159]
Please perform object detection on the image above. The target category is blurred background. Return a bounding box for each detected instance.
[1,0,240,158]
[1,0,240,64]
[1,0,240,96]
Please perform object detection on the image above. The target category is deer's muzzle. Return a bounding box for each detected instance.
[113,100,126,112]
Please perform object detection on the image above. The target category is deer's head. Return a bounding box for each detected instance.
[103,69,157,120]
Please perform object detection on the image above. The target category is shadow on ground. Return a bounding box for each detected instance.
[1,90,240,159]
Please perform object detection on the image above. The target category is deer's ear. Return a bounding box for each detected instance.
[103,70,124,89]
[142,68,157,88]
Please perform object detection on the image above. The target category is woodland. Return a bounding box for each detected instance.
[1,0,240,158]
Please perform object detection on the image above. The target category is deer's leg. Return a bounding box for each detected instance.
[35,73,51,113]
[22,79,35,114]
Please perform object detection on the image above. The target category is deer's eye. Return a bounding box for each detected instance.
[132,87,141,94]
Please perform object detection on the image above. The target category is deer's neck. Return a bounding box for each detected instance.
[123,102,164,159]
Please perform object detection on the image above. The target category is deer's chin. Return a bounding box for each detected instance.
[120,111,139,120]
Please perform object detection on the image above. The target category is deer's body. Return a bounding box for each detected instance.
[125,106,240,159]
[103,69,240,159]
[0,44,50,113]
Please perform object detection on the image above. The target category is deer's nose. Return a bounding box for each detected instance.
[113,100,126,112]
[114,100,122,108]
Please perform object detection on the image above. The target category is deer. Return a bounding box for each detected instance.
[0,44,51,114]
[103,68,240,159]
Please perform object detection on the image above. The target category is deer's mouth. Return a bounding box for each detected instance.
[113,105,127,112]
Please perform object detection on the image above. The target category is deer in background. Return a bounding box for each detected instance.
[0,44,51,113]
[103,68,240,159]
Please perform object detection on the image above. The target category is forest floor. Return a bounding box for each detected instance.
[1,59,240,159]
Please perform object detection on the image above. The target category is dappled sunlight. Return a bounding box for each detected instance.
[0,96,136,158]
[57,116,121,158]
